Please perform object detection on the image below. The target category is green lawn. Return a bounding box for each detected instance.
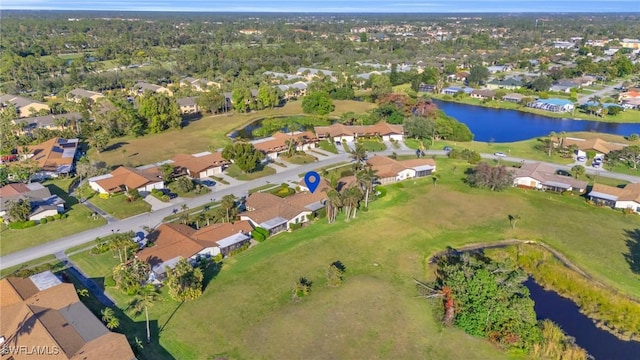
[90,194,151,219]
[359,139,387,152]
[72,157,640,360]
[282,153,317,165]
[249,183,281,194]
[0,178,107,256]
[0,255,61,278]
[225,163,276,181]
[167,181,211,198]
[317,140,339,154]
[90,100,375,168]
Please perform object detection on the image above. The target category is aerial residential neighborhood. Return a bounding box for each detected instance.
[0,6,639,360]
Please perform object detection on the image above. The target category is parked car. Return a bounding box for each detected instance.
[494,152,507,157]
[577,156,586,162]
[593,157,603,164]
[443,146,452,152]
[335,141,342,146]
[592,162,601,168]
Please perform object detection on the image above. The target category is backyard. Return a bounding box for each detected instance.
[0,178,107,256]
[89,100,375,167]
[71,157,640,359]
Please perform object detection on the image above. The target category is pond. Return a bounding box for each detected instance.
[525,278,640,359]
[432,100,640,143]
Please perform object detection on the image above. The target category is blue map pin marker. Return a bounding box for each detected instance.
[304,171,321,193]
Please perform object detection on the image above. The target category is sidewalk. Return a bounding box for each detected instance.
[83,200,117,223]
[55,251,116,307]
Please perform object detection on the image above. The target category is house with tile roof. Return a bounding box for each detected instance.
[486,77,524,90]
[131,81,173,97]
[171,152,230,179]
[0,182,65,222]
[179,77,221,92]
[137,221,254,279]
[562,137,625,157]
[470,89,497,100]
[588,183,640,213]
[512,162,588,193]
[251,131,318,161]
[26,137,79,178]
[314,122,404,143]
[65,88,105,103]
[0,94,50,118]
[0,271,136,360]
[15,112,82,134]
[240,183,329,235]
[176,97,199,114]
[366,155,437,184]
[88,166,164,194]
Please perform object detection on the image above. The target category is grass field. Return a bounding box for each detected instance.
[359,139,387,152]
[0,255,60,278]
[282,153,317,164]
[90,100,375,167]
[89,194,151,219]
[0,178,107,256]
[71,157,640,360]
[225,163,277,181]
[317,140,339,154]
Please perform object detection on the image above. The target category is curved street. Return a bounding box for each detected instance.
[1,147,638,270]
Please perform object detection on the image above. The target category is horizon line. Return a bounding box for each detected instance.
[2,9,638,14]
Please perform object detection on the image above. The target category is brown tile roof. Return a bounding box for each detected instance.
[137,223,201,266]
[563,137,625,154]
[513,162,588,190]
[0,182,31,196]
[242,185,329,225]
[28,137,78,172]
[591,183,640,203]
[399,158,437,168]
[94,166,162,193]
[0,276,135,360]
[192,220,254,245]
[172,152,229,175]
[366,155,409,178]
[314,122,403,138]
[252,131,317,153]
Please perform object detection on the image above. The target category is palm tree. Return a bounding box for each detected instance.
[571,165,586,179]
[342,186,362,221]
[323,188,342,224]
[349,143,368,169]
[356,166,377,208]
[128,284,159,344]
[432,173,441,187]
[101,307,120,329]
[195,213,207,229]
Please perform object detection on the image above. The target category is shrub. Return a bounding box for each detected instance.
[252,230,266,242]
[628,133,639,141]
[161,195,170,202]
[290,223,303,230]
[104,275,116,287]
[8,220,38,229]
[47,215,55,222]
[253,227,269,240]
[99,193,110,199]
[376,187,387,198]
[315,207,327,219]
[39,218,48,224]
[340,169,354,177]
[53,214,61,220]
[60,213,68,219]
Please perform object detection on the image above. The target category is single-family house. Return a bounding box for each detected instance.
[588,183,640,213]
[240,185,328,235]
[14,112,82,134]
[470,89,497,100]
[487,65,512,73]
[0,271,136,360]
[0,182,66,221]
[418,83,436,93]
[446,71,469,82]
[366,155,436,184]
[502,93,526,103]
[550,80,580,93]
[553,41,575,49]
[138,221,254,280]
[526,98,574,113]
[276,81,308,99]
[619,90,640,102]
[27,137,79,178]
[177,97,199,114]
[66,88,105,103]
[314,123,404,143]
[573,76,597,87]
[88,166,164,194]
[486,78,524,90]
[441,86,473,96]
[296,67,335,81]
[512,162,588,193]
[562,137,625,157]
[171,152,230,179]
[263,71,304,82]
[251,131,318,161]
[180,77,221,91]
[0,94,50,118]
[621,98,640,110]
[131,81,173,97]
[621,38,640,50]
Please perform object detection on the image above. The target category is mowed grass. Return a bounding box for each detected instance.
[0,178,107,255]
[69,158,640,359]
[225,163,277,181]
[91,100,376,167]
[89,194,151,219]
[282,153,317,164]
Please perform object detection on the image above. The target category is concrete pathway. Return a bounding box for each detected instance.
[55,251,116,307]
[144,194,173,211]
[577,80,624,105]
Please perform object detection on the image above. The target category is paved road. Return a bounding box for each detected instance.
[2,148,639,270]
[577,80,623,105]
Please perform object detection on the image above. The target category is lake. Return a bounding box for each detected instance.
[433,100,640,143]
[525,278,640,359]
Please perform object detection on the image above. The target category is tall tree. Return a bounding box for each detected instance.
[137,92,181,133]
[257,84,280,109]
[467,66,489,85]
[166,258,204,302]
[6,199,32,222]
[302,91,334,115]
[101,307,120,330]
[349,143,368,168]
[370,74,392,101]
[466,162,514,191]
[196,90,225,114]
[222,142,265,173]
[128,284,159,344]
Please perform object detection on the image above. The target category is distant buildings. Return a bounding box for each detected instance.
[28,137,79,178]
[0,182,66,221]
[526,98,574,113]
[66,88,105,103]
[0,94,50,118]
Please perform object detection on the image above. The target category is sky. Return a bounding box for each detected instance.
[0,0,637,13]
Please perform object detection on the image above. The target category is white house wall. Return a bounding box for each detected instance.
[89,181,108,194]
[286,211,312,227]
[31,209,59,221]
[138,181,164,192]
[514,177,540,188]
[614,200,640,212]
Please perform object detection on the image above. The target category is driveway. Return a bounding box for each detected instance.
[144,194,173,211]
[577,80,624,105]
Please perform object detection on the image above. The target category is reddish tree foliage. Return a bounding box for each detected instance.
[411,99,439,118]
